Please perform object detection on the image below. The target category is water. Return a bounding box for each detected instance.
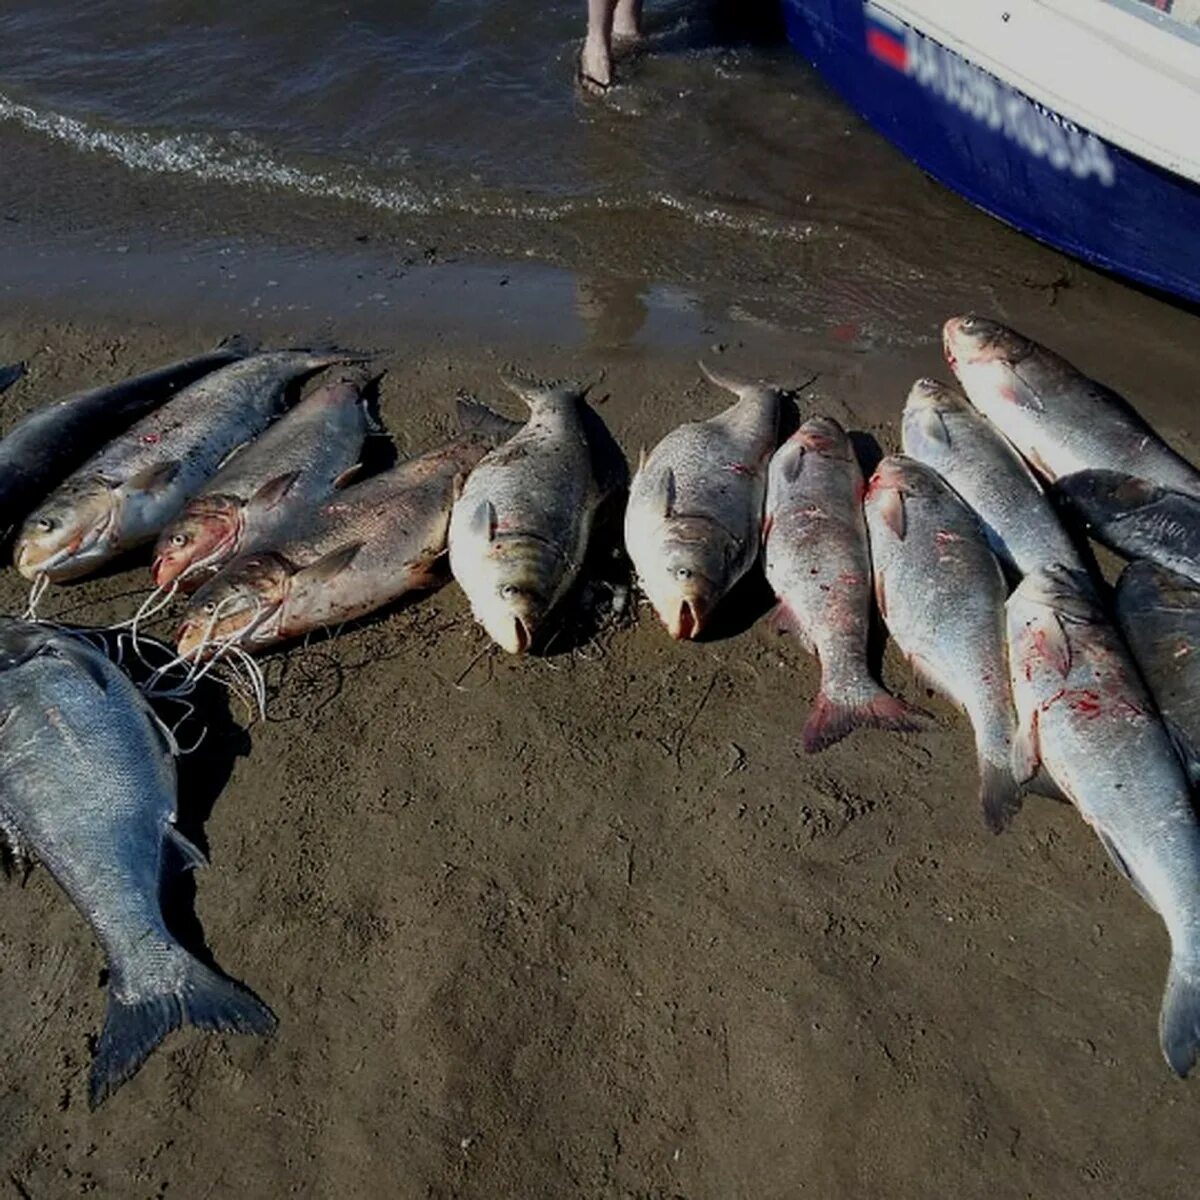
[0,0,1185,349]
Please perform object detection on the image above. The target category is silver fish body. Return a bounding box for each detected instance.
[152,370,371,590]
[901,377,1083,577]
[15,349,358,582]
[179,399,519,656]
[448,375,614,654]
[864,454,1022,832]
[1007,565,1200,1077]
[764,416,920,751]
[0,619,275,1106]
[0,340,246,542]
[1053,470,1200,585]
[625,364,779,640]
[1116,559,1200,785]
[943,315,1200,495]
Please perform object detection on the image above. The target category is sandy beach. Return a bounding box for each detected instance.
[2,3,1200,1196]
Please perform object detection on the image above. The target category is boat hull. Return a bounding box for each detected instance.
[782,0,1200,303]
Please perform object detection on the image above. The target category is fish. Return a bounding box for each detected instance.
[763,416,922,751]
[625,363,779,640]
[0,360,25,394]
[0,618,275,1106]
[177,398,520,657]
[863,455,1024,832]
[13,349,363,583]
[943,315,1200,495]
[1052,470,1200,585]
[1006,564,1200,1077]
[152,370,372,592]
[448,372,621,654]
[901,377,1085,577]
[1115,559,1200,785]
[0,340,246,544]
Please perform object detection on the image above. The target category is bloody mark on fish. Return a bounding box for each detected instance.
[140,432,162,444]
[830,322,859,344]
[837,570,866,588]
[725,462,755,477]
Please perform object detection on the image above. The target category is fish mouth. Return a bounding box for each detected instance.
[670,599,705,641]
[510,616,532,655]
[942,317,963,369]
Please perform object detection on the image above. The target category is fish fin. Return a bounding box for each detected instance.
[637,447,647,474]
[779,443,806,484]
[0,361,26,394]
[1093,824,1159,912]
[877,487,906,539]
[89,954,276,1108]
[761,513,774,543]
[802,686,925,754]
[455,395,523,442]
[469,500,498,542]
[166,823,208,871]
[214,333,256,357]
[767,600,798,638]
[661,469,677,520]
[1163,717,1200,788]
[297,542,363,585]
[1160,958,1200,1078]
[250,471,302,511]
[1011,706,1041,786]
[332,464,363,490]
[1044,613,1073,678]
[874,573,888,622]
[499,368,594,409]
[978,758,1024,835]
[127,460,181,495]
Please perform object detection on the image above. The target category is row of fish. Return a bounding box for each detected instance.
[4,314,1200,1103]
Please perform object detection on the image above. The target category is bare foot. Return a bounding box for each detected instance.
[578,34,612,94]
[612,0,643,41]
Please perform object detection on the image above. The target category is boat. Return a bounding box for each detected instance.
[780,0,1200,304]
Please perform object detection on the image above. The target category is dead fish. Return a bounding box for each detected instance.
[764,416,922,751]
[1116,559,1200,785]
[448,373,619,655]
[14,348,363,583]
[0,360,25,394]
[943,315,1200,495]
[625,363,779,639]
[1052,470,1200,585]
[901,377,1084,577]
[152,370,371,592]
[863,455,1023,832]
[1007,565,1200,1077]
[177,398,519,656]
[0,618,275,1106]
[0,340,246,544]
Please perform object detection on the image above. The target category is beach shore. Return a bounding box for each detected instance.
[2,234,1199,1198]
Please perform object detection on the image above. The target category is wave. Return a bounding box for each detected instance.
[0,89,810,243]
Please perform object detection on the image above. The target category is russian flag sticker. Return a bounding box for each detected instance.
[864,2,909,72]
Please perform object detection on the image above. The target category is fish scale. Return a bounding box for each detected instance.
[625,364,779,640]
[0,620,274,1106]
[1008,565,1200,1078]
[15,348,361,582]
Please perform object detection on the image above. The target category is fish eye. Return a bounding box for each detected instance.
[674,566,693,581]
[500,583,523,600]
[202,602,216,615]
[36,517,56,533]
[170,533,189,547]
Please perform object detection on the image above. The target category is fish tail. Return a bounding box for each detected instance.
[697,360,778,403]
[455,394,523,442]
[88,953,276,1108]
[1160,956,1200,1078]
[214,333,257,357]
[977,756,1025,835]
[802,681,925,754]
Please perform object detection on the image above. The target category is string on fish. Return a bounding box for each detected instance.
[111,580,181,652]
[23,573,50,621]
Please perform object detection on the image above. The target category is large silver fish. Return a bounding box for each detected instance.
[764,416,921,751]
[152,370,371,592]
[864,455,1023,832]
[1007,565,1200,1077]
[901,377,1084,577]
[1116,559,1200,785]
[0,339,246,543]
[943,315,1200,495]
[448,373,620,654]
[177,399,519,657]
[14,349,361,583]
[1053,470,1200,585]
[0,619,275,1106]
[625,364,779,640]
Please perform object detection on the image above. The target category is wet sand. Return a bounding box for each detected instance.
[1,252,1198,1199]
